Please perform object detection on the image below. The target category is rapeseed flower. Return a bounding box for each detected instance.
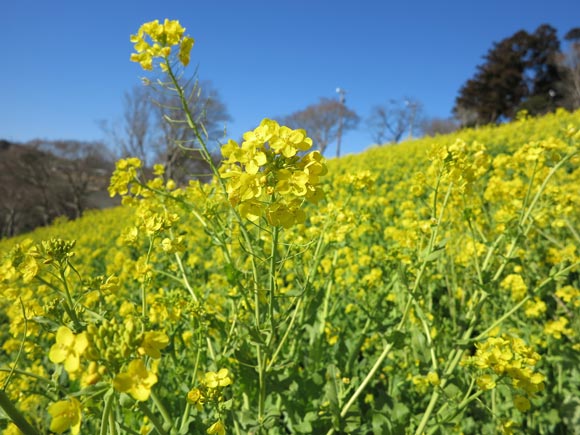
[49,326,88,373]
[113,359,158,401]
[544,316,574,339]
[138,330,170,359]
[219,119,327,227]
[204,368,233,389]
[207,420,226,435]
[130,19,193,71]
[48,398,82,434]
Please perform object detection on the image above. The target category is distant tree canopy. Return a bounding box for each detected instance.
[454,24,567,126]
[278,97,359,156]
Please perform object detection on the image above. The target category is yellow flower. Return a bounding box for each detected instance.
[113,359,158,401]
[4,422,24,435]
[500,274,527,301]
[276,169,309,196]
[19,255,38,283]
[207,420,226,435]
[204,368,233,389]
[130,19,192,71]
[49,326,88,373]
[48,398,82,434]
[544,316,574,339]
[524,297,547,318]
[427,371,440,386]
[476,374,496,390]
[179,36,195,66]
[138,331,170,359]
[186,387,205,411]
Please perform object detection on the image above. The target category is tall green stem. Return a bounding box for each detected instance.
[0,390,41,435]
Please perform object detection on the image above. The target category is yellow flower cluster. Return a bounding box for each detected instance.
[219,119,327,228]
[462,334,545,412]
[500,274,528,301]
[543,316,574,339]
[187,369,232,435]
[427,139,490,193]
[130,19,194,71]
[108,157,142,198]
[187,368,233,408]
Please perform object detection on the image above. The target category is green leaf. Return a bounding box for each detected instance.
[293,411,317,433]
[387,330,407,350]
[391,402,410,423]
[372,413,391,433]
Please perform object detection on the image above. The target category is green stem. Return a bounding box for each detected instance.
[2,299,28,391]
[174,251,198,303]
[426,389,484,435]
[99,389,115,435]
[137,401,169,435]
[474,295,531,341]
[109,409,117,435]
[257,345,266,425]
[489,152,576,282]
[140,237,155,327]
[266,298,303,372]
[151,390,175,431]
[268,226,279,343]
[520,153,575,227]
[341,341,394,419]
[518,160,538,225]
[35,273,81,330]
[414,345,466,435]
[0,390,41,435]
[165,60,220,179]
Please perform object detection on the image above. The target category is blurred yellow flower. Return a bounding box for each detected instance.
[49,326,88,373]
[138,330,170,359]
[207,420,226,435]
[113,359,158,401]
[48,398,82,434]
[204,368,233,389]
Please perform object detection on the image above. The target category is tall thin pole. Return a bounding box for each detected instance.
[405,99,416,140]
[336,87,346,158]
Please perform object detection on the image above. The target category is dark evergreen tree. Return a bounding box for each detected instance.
[454,24,563,126]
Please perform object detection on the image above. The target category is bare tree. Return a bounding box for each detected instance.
[278,97,359,156]
[556,28,580,110]
[0,140,114,237]
[102,80,231,183]
[152,80,231,182]
[37,140,114,218]
[420,117,460,137]
[367,97,424,144]
[100,85,159,166]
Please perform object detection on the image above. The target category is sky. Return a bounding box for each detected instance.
[1,0,579,157]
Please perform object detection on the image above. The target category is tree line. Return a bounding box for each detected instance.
[0,139,115,238]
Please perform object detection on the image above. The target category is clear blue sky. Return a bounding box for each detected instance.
[1,0,578,156]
